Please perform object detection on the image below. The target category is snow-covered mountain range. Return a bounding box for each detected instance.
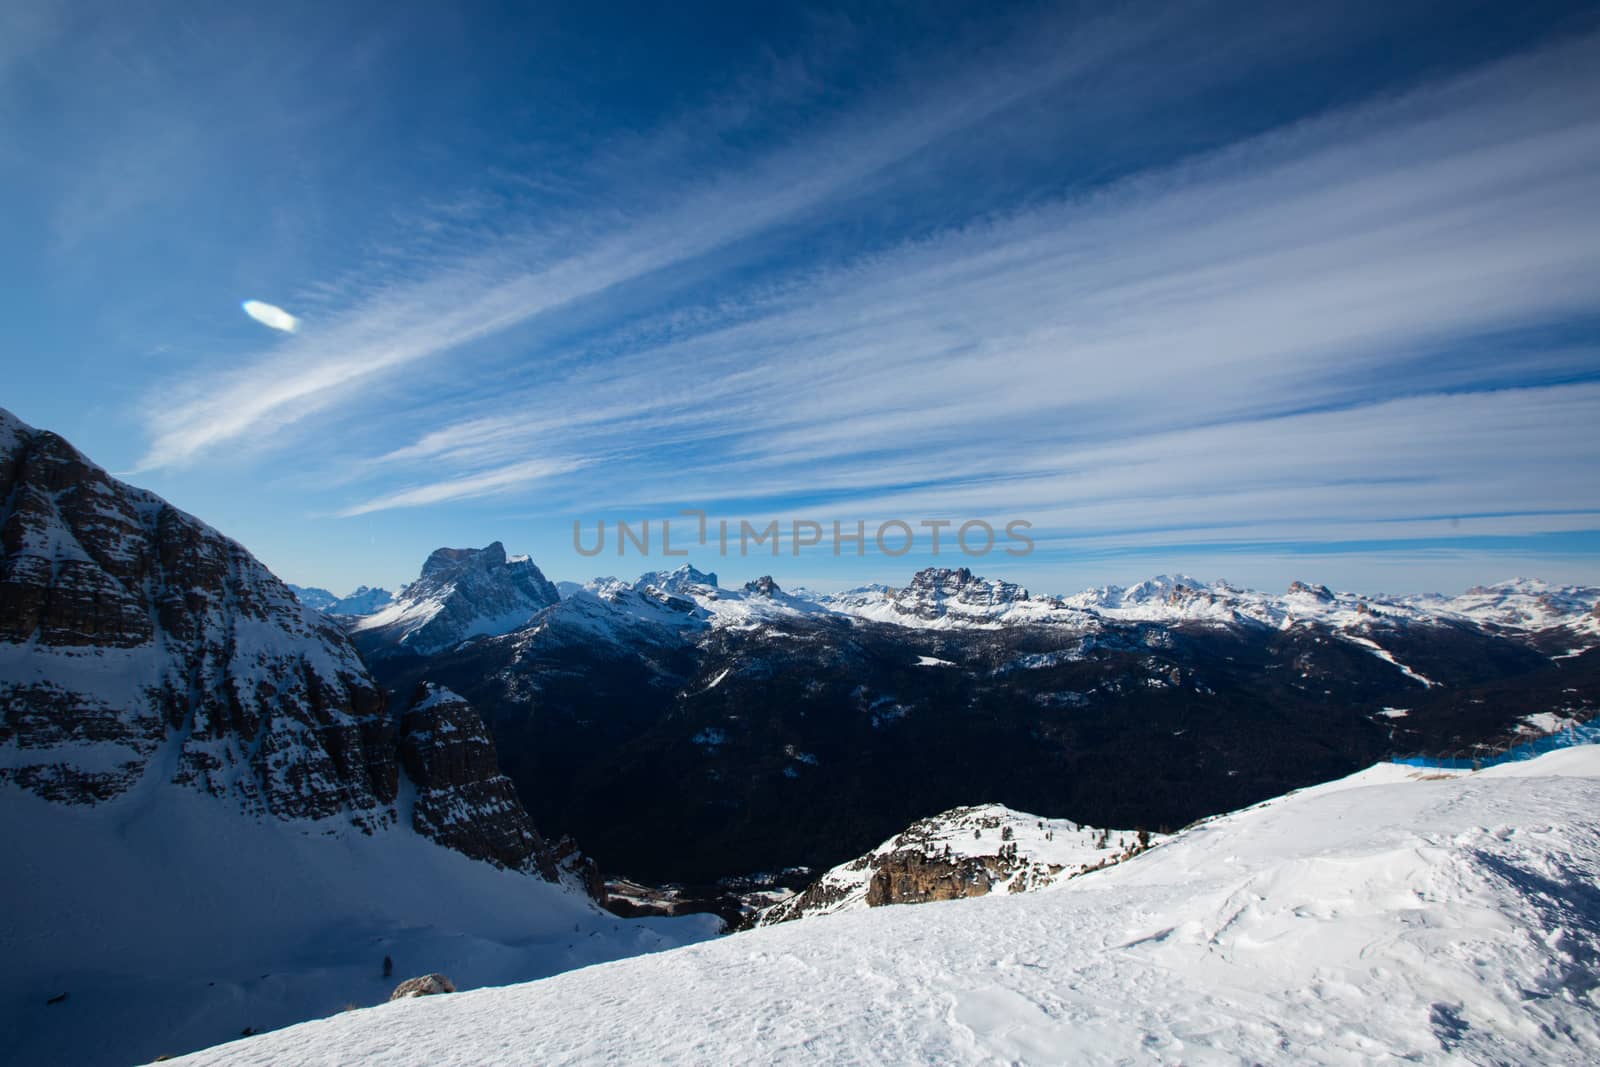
[286,584,394,614]
[358,550,1597,888]
[168,745,1600,1066]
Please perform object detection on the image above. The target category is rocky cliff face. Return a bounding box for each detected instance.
[351,542,559,656]
[0,408,395,824]
[0,408,585,890]
[398,683,559,877]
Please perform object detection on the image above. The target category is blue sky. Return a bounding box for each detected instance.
[4,0,1600,596]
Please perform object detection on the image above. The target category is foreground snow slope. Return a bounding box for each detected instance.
[177,747,1600,1065]
[0,778,718,1067]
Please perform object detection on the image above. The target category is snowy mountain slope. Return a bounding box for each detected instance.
[0,776,718,1067]
[0,410,718,1064]
[759,804,1158,924]
[351,543,558,655]
[172,746,1600,1066]
[632,562,719,594]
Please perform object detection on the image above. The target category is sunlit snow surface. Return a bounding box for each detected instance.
[174,747,1600,1065]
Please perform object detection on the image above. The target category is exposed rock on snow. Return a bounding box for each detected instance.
[760,804,1155,924]
[820,567,1079,629]
[389,974,456,1001]
[351,543,558,655]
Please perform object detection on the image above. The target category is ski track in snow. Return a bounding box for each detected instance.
[172,748,1600,1066]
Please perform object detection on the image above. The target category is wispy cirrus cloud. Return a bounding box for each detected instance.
[131,2,1409,472]
[117,6,1600,593]
[329,31,1600,548]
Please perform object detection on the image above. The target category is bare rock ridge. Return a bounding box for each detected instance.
[0,406,577,884]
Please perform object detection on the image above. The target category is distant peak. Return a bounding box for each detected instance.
[744,575,781,597]
[634,564,719,593]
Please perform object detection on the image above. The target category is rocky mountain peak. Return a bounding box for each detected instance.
[891,567,1030,620]
[635,563,719,591]
[760,804,1159,924]
[352,542,560,656]
[743,575,781,597]
[423,541,508,578]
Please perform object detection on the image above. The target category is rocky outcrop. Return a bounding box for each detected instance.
[352,543,559,655]
[0,408,394,823]
[389,973,456,1000]
[760,805,1157,924]
[398,683,559,878]
[743,575,780,597]
[892,567,1030,620]
[865,852,1009,906]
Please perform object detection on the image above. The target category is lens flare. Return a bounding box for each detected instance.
[241,299,299,333]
